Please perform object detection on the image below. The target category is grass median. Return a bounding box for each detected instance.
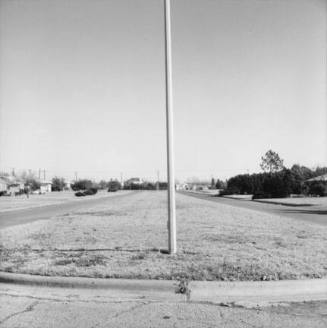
[0,191,326,281]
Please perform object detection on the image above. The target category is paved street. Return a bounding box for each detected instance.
[0,283,326,328]
[2,191,326,229]
[180,192,327,226]
[0,192,132,229]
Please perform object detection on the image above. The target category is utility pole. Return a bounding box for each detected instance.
[164,0,176,254]
[75,172,78,182]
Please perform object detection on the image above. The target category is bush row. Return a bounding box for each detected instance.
[123,182,168,190]
[223,167,327,198]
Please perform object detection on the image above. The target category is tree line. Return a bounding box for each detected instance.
[219,150,327,198]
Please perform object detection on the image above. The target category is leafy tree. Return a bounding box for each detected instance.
[210,178,216,189]
[313,166,327,178]
[98,180,108,190]
[289,164,314,194]
[71,179,93,191]
[260,150,284,173]
[24,178,40,191]
[290,164,314,180]
[306,181,326,196]
[215,179,225,189]
[51,177,66,191]
[107,180,121,192]
[19,171,40,191]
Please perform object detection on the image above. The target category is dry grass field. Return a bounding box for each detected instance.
[1,191,326,281]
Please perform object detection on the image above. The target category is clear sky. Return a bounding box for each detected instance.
[0,0,326,182]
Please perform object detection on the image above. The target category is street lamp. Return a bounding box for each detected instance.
[164,0,176,254]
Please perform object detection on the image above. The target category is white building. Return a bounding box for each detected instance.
[176,183,189,191]
[40,181,52,193]
[0,177,9,193]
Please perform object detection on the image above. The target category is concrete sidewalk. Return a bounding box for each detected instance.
[1,281,326,328]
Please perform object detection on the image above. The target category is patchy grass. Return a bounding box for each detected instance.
[0,191,327,281]
[54,253,106,267]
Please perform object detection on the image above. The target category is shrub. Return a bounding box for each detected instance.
[306,181,326,197]
[215,179,226,189]
[75,191,85,197]
[84,188,98,196]
[71,180,93,191]
[90,187,98,194]
[107,180,121,192]
[252,192,271,200]
[226,169,307,199]
[158,182,168,190]
[24,178,41,191]
[52,177,66,191]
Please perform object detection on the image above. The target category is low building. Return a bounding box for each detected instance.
[0,176,24,195]
[8,183,22,195]
[124,177,143,187]
[304,174,327,196]
[40,181,52,193]
[125,177,143,185]
[176,183,189,191]
[0,177,9,193]
[306,174,327,182]
[189,183,210,191]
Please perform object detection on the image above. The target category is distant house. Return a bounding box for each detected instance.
[305,174,327,196]
[8,183,22,195]
[65,181,72,190]
[0,177,9,193]
[1,176,25,195]
[188,183,210,191]
[123,177,145,190]
[124,178,143,187]
[176,183,189,191]
[40,181,52,193]
[126,178,143,185]
[306,174,327,182]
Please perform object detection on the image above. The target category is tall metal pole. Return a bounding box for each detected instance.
[164,0,176,254]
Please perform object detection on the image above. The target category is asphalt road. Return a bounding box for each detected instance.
[179,191,327,226]
[0,192,132,229]
[1,191,326,229]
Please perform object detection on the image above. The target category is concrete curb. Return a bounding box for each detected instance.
[190,278,327,305]
[0,272,174,291]
[1,272,327,305]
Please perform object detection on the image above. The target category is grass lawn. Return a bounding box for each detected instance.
[0,191,326,281]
